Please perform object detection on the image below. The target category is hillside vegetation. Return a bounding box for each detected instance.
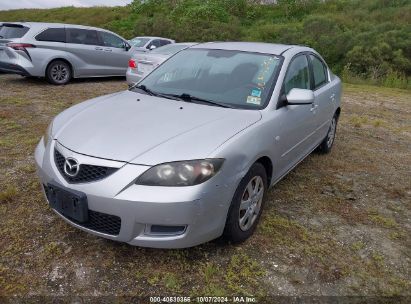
[0,0,410,89]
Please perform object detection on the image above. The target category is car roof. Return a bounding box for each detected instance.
[191,42,311,56]
[132,36,174,41]
[1,22,116,33]
[172,42,197,46]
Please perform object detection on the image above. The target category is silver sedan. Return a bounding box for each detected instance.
[126,42,197,86]
[35,42,342,248]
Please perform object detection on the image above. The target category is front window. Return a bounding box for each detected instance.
[134,49,282,109]
[98,31,124,48]
[284,55,311,95]
[129,37,150,47]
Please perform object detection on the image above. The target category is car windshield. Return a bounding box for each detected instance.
[134,49,282,109]
[0,24,29,39]
[150,44,189,55]
[129,37,150,47]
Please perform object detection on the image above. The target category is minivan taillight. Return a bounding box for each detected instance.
[128,59,137,69]
[6,43,36,51]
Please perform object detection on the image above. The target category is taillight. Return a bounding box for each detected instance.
[6,43,36,50]
[128,59,137,69]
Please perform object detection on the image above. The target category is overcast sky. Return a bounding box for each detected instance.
[0,0,133,11]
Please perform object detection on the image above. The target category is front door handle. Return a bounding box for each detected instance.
[310,104,319,112]
[104,48,112,52]
[95,47,103,51]
[330,93,336,101]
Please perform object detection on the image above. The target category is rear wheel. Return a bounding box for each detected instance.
[317,114,338,154]
[46,60,71,85]
[223,163,267,243]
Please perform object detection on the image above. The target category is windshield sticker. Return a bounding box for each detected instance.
[247,96,261,105]
[251,88,262,98]
[256,57,277,89]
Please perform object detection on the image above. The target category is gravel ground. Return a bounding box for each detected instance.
[0,74,410,300]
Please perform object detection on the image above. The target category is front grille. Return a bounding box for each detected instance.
[71,209,121,235]
[54,148,118,183]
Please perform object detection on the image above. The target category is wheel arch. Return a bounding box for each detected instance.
[45,58,74,78]
[335,107,341,119]
[254,156,273,186]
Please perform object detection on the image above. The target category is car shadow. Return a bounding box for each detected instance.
[1,74,125,85]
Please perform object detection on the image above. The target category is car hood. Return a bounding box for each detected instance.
[54,91,261,165]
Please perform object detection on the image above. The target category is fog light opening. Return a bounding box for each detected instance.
[147,225,187,236]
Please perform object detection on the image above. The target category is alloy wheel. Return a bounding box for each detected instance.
[51,63,69,83]
[238,176,264,231]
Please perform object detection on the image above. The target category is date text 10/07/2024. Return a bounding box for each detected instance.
[149,296,257,303]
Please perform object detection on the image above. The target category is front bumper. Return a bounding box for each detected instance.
[35,139,236,248]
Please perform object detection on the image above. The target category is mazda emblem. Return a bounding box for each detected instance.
[64,157,80,177]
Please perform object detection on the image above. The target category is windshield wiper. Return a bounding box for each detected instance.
[133,84,155,96]
[169,93,234,108]
[133,85,181,101]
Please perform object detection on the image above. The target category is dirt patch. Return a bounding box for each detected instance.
[0,74,410,297]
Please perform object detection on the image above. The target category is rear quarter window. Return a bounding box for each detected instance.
[35,28,66,43]
[0,24,29,39]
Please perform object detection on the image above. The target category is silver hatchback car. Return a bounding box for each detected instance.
[0,22,132,85]
[35,42,342,248]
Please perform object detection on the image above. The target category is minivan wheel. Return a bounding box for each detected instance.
[46,60,71,85]
[223,162,267,243]
[317,115,338,154]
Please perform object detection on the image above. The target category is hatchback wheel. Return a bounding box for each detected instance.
[317,114,338,153]
[46,60,71,85]
[223,162,267,243]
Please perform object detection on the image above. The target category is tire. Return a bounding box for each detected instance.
[317,114,338,154]
[46,60,72,85]
[223,162,268,243]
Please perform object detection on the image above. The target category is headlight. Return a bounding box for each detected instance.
[43,120,53,147]
[136,159,224,186]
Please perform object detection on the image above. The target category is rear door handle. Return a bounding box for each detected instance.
[330,93,336,101]
[95,47,103,51]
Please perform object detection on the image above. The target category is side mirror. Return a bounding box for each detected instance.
[124,42,131,51]
[286,88,314,105]
[149,45,157,50]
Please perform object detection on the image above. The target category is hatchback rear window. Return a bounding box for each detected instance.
[0,24,29,39]
[36,28,66,43]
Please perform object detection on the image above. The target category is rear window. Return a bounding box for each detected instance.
[67,28,99,45]
[151,44,188,55]
[36,28,66,43]
[0,24,29,39]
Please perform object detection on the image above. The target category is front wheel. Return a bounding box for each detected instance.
[46,60,71,85]
[223,163,267,243]
[317,114,338,154]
